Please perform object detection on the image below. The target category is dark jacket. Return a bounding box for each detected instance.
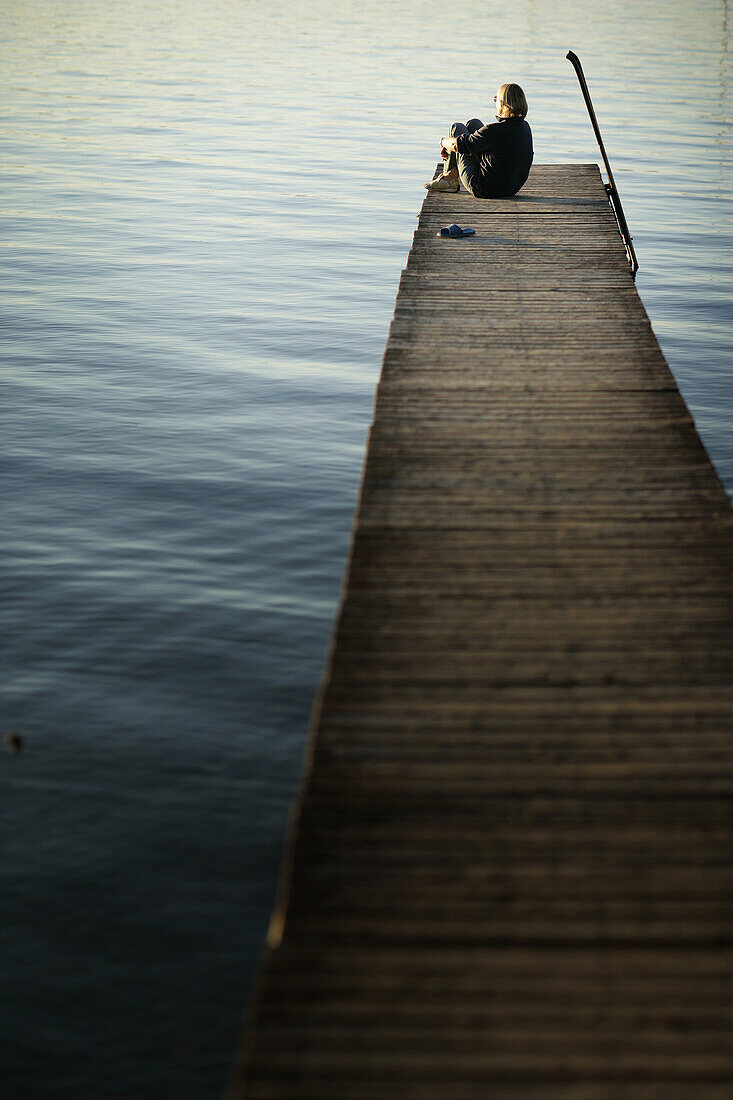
[455,117,533,198]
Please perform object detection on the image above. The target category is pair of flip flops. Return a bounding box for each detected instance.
[437,223,476,238]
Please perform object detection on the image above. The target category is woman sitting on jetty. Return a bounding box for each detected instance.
[426,83,533,198]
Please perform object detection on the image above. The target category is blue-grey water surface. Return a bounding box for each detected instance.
[2,1,731,1096]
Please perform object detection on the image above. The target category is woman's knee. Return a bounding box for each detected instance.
[466,118,483,132]
[449,121,467,137]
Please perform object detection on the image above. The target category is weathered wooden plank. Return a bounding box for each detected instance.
[232,164,733,1098]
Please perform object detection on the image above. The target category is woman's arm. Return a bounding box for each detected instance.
[441,136,458,154]
[458,123,499,156]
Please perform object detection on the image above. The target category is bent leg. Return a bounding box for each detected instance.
[456,152,482,195]
[442,121,470,174]
[445,120,484,189]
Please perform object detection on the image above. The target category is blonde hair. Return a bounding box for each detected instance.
[497,83,528,119]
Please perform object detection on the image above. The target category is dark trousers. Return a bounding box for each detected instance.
[444,118,485,197]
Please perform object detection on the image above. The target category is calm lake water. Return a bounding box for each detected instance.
[2,1,731,1096]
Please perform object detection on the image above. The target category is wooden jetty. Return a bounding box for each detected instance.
[232,164,733,1098]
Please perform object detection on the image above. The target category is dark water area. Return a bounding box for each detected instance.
[2,1,731,1096]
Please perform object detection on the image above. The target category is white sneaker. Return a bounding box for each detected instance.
[424,176,459,192]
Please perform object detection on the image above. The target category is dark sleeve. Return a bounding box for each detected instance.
[455,122,501,157]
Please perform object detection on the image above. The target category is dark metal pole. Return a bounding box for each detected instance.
[566,50,639,277]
